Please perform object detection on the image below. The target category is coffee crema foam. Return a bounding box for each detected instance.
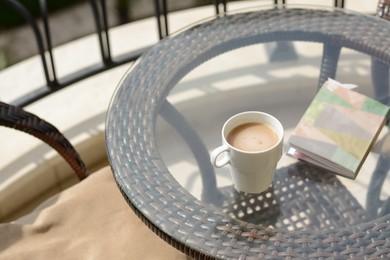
[227,122,278,152]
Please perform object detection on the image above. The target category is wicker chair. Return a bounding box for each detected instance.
[0,102,187,258]
[0,102,88,181]
[0,1,227,258]
[0,1,183,258]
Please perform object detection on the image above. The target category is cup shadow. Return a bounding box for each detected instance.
[218,162,368,231]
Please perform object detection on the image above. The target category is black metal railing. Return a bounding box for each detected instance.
[1,0,345,107]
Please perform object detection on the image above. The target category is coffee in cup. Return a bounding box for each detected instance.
[210,111,284,193]
[227,122,279,152]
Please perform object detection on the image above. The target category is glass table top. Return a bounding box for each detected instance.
[156,41,390,231]
[106,6,390,258]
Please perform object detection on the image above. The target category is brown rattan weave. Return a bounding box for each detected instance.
[0,102,88,180]
[106,7,390,259]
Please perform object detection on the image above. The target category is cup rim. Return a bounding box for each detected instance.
[222,111,284,154]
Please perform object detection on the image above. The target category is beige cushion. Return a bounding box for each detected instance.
[0,166,188,259]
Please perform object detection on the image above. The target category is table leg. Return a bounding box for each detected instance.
[367,155,390,218]
[371,59,390,99]
[160,100,224,206]
[318,43,341,89]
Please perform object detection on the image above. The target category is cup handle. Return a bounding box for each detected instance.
[210,144,230,168]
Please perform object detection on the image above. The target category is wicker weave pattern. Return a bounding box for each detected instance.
[0,102,88,180]
[106,8,390,259]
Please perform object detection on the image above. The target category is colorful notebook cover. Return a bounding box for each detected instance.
[287,79,390,179]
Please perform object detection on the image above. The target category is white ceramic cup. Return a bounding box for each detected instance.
[210,111,284,193]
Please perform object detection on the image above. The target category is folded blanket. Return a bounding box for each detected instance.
[0,166,187,259]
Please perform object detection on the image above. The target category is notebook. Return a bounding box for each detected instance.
[287,79,390,179]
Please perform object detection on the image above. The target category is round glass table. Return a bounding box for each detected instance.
[106,5,390,259]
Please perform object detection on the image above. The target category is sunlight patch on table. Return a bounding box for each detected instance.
[168,161,202,200]
[293,42,323,57]
[356,66,370,76]
[268,65,318,78]
[168,89,205,104]
[177,45,267,82]
[212,75,266,91]
[338,60,370,76]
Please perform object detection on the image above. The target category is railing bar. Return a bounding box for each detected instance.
[214,0,227,15]
[12,45,150,107]
[12,88,52,108]
[334,0,345,8]
[39,0,58,87]
[153,0,164,40]
[162,0,169,36]
[88,0,109,64]
[274,0,286,7]
[213,0,219,15]
[4,0,52,89]
[112,46,151,64]
[12,65,111,107]
[100,0,112,63]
